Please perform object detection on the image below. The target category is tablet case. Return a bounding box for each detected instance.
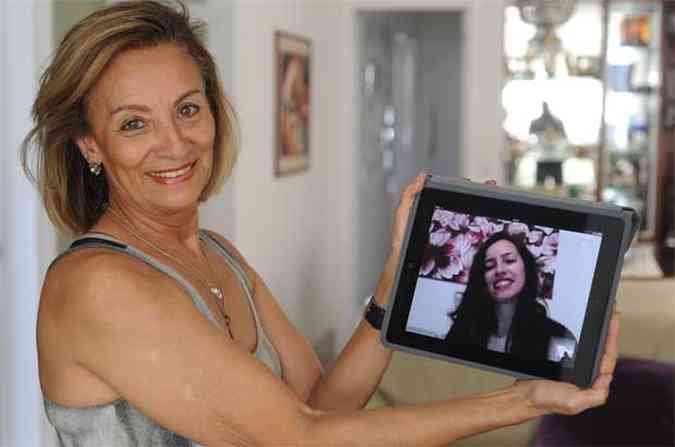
[381,175,638,388]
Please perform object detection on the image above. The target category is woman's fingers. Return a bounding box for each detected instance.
[567,314,619,413]
[391,174,426,252]
[599,312,620,375]
[396,173,425,213]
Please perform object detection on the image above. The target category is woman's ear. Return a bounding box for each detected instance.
[75,134,101,165]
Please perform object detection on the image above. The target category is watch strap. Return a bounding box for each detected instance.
[364,296,385,330]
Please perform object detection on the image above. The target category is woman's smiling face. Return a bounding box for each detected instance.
[78,43,215,216]
[484,239,527,302]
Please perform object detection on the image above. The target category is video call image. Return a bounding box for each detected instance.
[406,207,602,364]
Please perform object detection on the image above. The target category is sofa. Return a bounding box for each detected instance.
[367,278,675,446]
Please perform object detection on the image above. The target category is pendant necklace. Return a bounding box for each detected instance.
[106,206,234,339]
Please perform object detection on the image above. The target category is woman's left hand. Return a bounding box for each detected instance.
[512,311,620,416]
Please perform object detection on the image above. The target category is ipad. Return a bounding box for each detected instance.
[381,175,638,388]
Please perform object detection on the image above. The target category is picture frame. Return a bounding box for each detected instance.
[275,31,311,176]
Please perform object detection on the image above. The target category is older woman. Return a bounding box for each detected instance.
[23,1,619,446]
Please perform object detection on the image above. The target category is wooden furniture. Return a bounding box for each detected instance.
[656,0,675,275]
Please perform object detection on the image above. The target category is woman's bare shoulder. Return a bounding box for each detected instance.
[44,248,154,302]
[40,247,172,336]
[38,247,180,404]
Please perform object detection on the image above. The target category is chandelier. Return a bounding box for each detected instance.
[516,0,578,78]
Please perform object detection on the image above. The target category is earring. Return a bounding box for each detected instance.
[89,161,102,176]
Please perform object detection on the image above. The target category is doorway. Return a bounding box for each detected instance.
[355,11,464,300]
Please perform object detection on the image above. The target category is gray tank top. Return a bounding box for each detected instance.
[43,231,283,447]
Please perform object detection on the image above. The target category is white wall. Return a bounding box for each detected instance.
[0,1,7,441]
[192,1,237,240]
[1,1,58,446]
[230,0,349,361]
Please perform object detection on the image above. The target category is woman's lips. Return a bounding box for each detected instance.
[493,278,514,290]
[147,160,197,184]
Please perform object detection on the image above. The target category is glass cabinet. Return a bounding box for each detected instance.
[502,0,665,238]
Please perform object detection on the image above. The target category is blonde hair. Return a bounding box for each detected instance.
[21,0,238,235]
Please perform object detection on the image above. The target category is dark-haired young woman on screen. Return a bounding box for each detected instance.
[446,232,577,362]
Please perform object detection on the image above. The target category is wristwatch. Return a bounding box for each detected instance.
[364,295,386,330]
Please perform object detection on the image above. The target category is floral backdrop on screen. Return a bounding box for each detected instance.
[420,208,559,300]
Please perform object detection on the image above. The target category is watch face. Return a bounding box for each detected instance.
[366,297,385,330]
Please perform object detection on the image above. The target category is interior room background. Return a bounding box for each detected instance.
[1,1,672,446]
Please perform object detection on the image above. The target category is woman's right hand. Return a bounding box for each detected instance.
[512,311,620,416]
[389,173,427,258]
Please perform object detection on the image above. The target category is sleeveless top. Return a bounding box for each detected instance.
[43,231,283,447]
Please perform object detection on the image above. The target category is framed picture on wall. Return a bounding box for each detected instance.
[275,31,311,176]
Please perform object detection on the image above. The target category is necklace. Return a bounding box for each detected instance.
[105,206,234,339]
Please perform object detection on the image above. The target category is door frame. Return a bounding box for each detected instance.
[336,0,506,329]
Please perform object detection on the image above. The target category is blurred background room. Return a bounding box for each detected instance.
[1,0,673,445]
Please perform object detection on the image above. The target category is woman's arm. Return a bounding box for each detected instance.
[53,249,619,446]
[202,231,324,402]
[307,175,426,410]
[306,254,396,410]
[49,252,622,446]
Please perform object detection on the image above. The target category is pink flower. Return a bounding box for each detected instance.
[490,224,505,235]
[449,213,470,231]
[420,257,435,276]
[528,244,544,258]
[537,255,557,273]
[468,217,489,241]
[508,222,529,236]
[448,233,473,258]
[541,232,560,256]
[527,230,544,246]
[437,260,462,280]
[430,228,451,247]
[465,227,484,246]
[435,233,473,282]
[432,208,453,229]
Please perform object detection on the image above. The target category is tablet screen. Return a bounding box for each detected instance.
[406,206,602,366]
[383,182,629,387]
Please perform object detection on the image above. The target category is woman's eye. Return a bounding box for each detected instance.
[178,104,199,118]
[121,119,144,131]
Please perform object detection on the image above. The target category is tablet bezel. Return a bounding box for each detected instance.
[381,175,633,388]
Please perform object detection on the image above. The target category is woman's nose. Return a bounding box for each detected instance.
[156,118,185,156]
[495,261,507,275]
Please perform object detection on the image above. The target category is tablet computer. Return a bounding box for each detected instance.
[381,175,638,388]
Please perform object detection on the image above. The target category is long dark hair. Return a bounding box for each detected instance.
[445,231,550,358]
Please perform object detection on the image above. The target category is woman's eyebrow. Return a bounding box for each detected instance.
[110,89,203,117]
[173,88,202,106]
[110,103,151,117]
